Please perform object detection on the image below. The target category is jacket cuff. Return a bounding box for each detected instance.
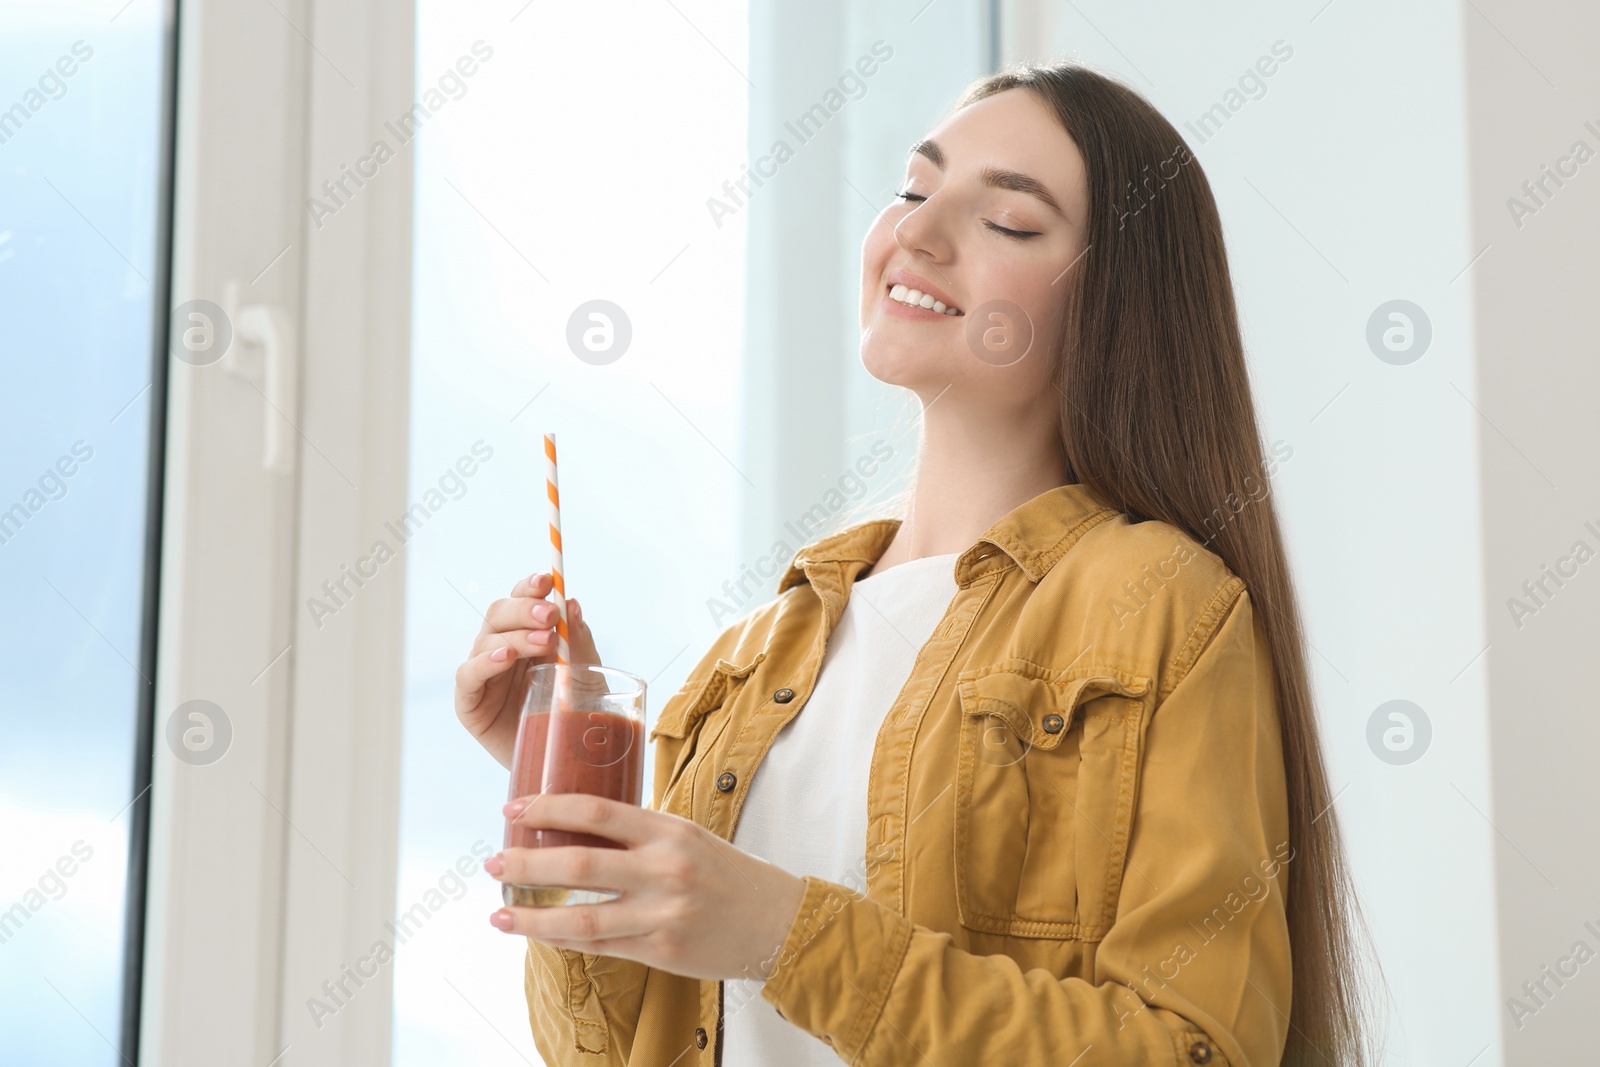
[523,938,610,1054]
[759,875,915,1061]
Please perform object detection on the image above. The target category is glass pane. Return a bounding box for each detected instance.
[0,2,172,1064]
[396,1,747,1061]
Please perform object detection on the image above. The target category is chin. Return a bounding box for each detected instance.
[859,332,962,391]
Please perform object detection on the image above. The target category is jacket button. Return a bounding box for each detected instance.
[1188,1040,1212,1064]
[716,771,737,792]
[694,1026,708,1049]
[773,687,795,703]
[1042,713,1065,734]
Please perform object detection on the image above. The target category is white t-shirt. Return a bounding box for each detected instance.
[722,551,962,1065]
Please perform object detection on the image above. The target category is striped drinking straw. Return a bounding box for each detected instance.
[545,432,571,711]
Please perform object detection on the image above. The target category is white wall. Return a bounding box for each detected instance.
[1463,2,1600,1063]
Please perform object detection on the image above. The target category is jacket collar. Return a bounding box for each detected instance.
[775,481,1120,594]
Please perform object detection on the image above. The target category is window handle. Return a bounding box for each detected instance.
[219,279,299,475]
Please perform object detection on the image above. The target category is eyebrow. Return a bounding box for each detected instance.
[908,138,1067,219]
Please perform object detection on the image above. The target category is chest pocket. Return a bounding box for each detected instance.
[648,650,766,818]
[953,659,1150,941]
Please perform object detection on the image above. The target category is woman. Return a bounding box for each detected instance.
[456,61,1382,1066]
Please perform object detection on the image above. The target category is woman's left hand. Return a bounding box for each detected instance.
[485,793,808,982]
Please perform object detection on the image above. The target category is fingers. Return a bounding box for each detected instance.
[484,572,583,632]
[504,793,658,850]
[512,571,555,599]
[508,572,581,624]
[497,626,559,656]
[487,844,633,896]
[479,571,556,638]
[469,572,599,676]
[455,642,520,705]
[483,593,565,638]
[481,600,597,666]
[490,901,653,945]
[565,600,601,663]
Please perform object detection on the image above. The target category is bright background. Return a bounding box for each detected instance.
[393,2,750,1060]
[0,3,166,1064]
[5,0,1596,1063]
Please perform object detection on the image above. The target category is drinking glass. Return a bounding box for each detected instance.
[502,663,646,907]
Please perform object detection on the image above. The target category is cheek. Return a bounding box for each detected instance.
[972,278,1064,387]
[992,270,1064,357]
[858,215,898,325]
[1024,288,1065,351]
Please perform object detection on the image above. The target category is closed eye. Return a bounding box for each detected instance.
[893,190,1042,241]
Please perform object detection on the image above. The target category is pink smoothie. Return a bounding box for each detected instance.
[505,708,643,851]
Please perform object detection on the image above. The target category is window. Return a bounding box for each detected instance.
[394,2,749,1060]
[0,2,174,1063]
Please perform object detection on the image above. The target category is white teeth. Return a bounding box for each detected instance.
[889,283,961,315]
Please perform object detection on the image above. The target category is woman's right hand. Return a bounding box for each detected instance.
[455,571,603,770]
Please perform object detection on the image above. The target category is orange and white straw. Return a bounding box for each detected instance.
[545,432,571,710]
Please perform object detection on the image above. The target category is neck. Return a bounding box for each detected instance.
[874,388,1071,572]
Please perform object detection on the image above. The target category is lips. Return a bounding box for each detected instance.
[885,268,963,315]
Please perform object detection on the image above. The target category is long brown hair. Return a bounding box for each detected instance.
[953,63,1387,1066]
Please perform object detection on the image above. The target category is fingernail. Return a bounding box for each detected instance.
[484,853,505,875]
[503,799,527,816]
[570,599,581,623]
[491,647,509,661]
[489,910,514,931]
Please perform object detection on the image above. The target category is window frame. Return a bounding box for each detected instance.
[139,1,415,1064]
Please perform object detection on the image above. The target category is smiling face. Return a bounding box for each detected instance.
[860,88,1090,411]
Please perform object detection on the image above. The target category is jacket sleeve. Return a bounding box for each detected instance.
[758,589,1294,1066]
[523,939,649,1065]
[521,617,756,1063]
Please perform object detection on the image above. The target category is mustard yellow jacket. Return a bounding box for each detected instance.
[524,482,1293,1066]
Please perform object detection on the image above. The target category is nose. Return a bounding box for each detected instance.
[892,194,951,263]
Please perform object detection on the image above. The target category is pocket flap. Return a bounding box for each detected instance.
[648,650,768,741]
[956,659,1148,751]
